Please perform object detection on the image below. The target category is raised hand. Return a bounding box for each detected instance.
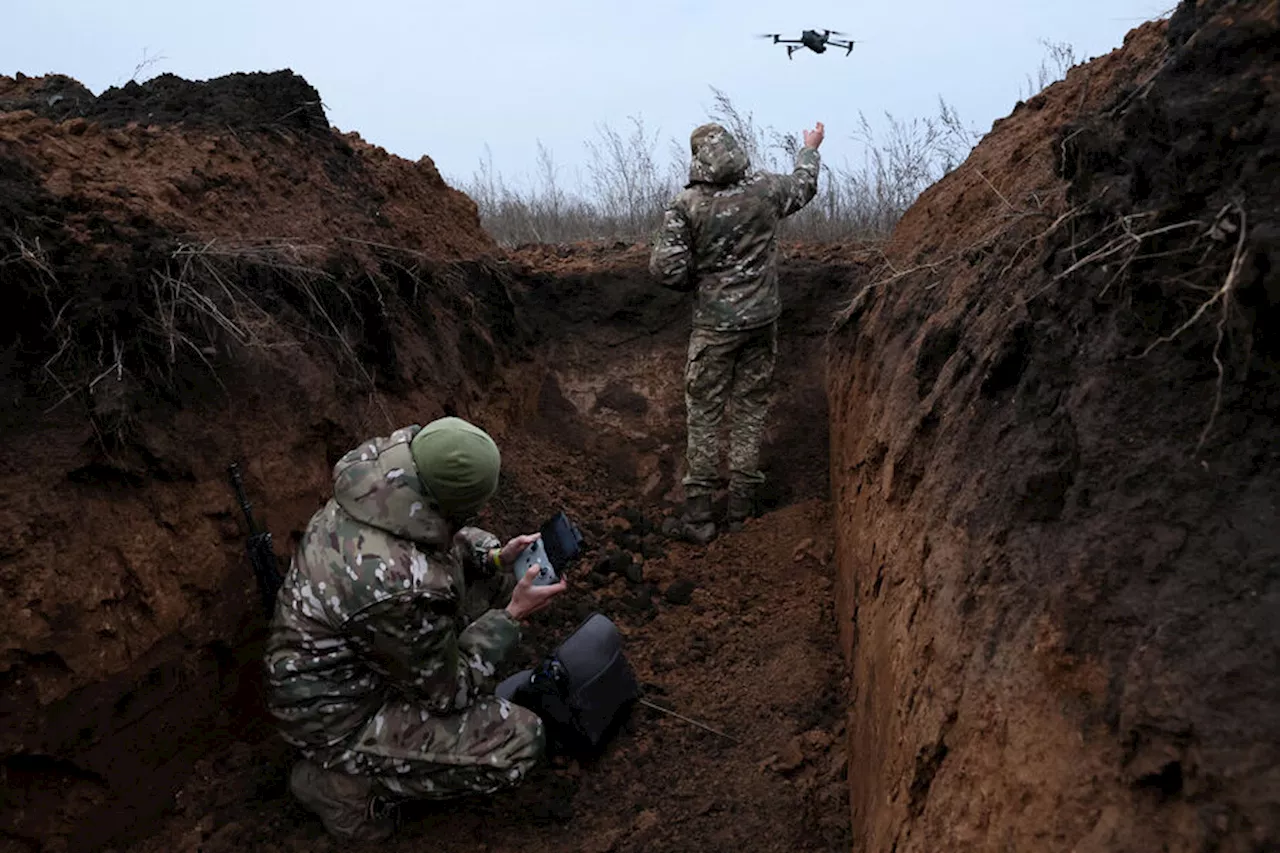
[803,122,825,149]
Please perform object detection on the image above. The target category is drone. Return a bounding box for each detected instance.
[758,29,858,59]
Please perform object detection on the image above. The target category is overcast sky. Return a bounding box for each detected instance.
[10,1,1173,192]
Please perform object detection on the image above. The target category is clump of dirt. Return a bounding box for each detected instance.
[0,73,96,121]
[828,3,1278,851]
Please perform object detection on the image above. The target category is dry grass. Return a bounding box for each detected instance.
[5,231,403,425]
[457,39,1096,249]
[455,88,982,248]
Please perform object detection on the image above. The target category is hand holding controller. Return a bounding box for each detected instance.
[512,538,558,587]
[505,548,566,621]
[498,512,581,622]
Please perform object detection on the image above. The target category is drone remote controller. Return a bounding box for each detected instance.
[512,539,559,587]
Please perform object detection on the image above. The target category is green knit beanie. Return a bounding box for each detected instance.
[409,417,501,516]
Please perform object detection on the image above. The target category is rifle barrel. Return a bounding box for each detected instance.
[228,463,259,534]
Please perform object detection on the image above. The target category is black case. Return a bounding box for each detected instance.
[496,612,639,753]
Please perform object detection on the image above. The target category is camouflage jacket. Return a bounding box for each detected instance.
[649,128,820,331]
[263,425,519,750]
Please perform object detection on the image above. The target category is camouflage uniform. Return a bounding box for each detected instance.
[650,123,820,508]
[264,425,543,830]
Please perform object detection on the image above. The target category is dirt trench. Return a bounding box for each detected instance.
[0,67,853,852]
[0,205,862,852]
[828,4,1279,851]
[7,5,1280,849]
[130,247,861,853]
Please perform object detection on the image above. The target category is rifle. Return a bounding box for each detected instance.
[228,462,282,618]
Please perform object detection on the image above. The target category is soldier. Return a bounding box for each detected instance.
[264,416,567,841]
[650,120,824,543]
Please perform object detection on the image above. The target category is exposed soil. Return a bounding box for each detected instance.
[5,3,1278,851]
[828,3,1279,851]
[0,71,860,853]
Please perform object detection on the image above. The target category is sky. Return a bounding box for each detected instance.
[9,1,1174,193]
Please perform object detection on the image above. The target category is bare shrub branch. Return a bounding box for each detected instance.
[456,90,981,247]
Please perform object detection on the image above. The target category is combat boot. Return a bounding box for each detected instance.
[289,758,398,842]
[726,491,754,533]
[677,494,717,545]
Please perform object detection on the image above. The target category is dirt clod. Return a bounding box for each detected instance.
[663,580,697,606]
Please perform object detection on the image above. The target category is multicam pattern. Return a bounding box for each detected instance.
[265,425,540,802]
[649,122,820,332]
[682,322,779,499]
[309,696,545,800]
[651,124,817,504]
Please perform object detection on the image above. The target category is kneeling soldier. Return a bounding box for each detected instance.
[265,417,566,840]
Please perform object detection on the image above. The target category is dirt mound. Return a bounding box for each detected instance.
[1,70,328,131]
[0,70,490,263]
[828,2,1278,851]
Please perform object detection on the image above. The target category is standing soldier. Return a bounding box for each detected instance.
[650,120,824,543]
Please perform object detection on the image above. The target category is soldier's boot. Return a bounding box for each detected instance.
[676,494,717,545]
[726,491,754,533]
[289,758,398,842]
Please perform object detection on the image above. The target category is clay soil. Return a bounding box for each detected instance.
[99,247,862,853]
[4,2,1279,851]
[0,70,861,853]
[829,3,1279,851]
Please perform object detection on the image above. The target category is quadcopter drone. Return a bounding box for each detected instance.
[759,29,858,59]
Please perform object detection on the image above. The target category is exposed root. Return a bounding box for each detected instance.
[19,235,411,418]
[1136,202,1249,452]
[1053,216,1204,285]
[831,185,1073,331]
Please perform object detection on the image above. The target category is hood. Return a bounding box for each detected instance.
[331,425,452,547]
[687,122,750,186]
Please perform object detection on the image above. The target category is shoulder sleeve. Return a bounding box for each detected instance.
[767,147,821,218]
[649,194,696,290]
[455,525,501,577]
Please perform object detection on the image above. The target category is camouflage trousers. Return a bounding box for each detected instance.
[683,321,778,499]
[298,566,541,803]
[303,695,545,801]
